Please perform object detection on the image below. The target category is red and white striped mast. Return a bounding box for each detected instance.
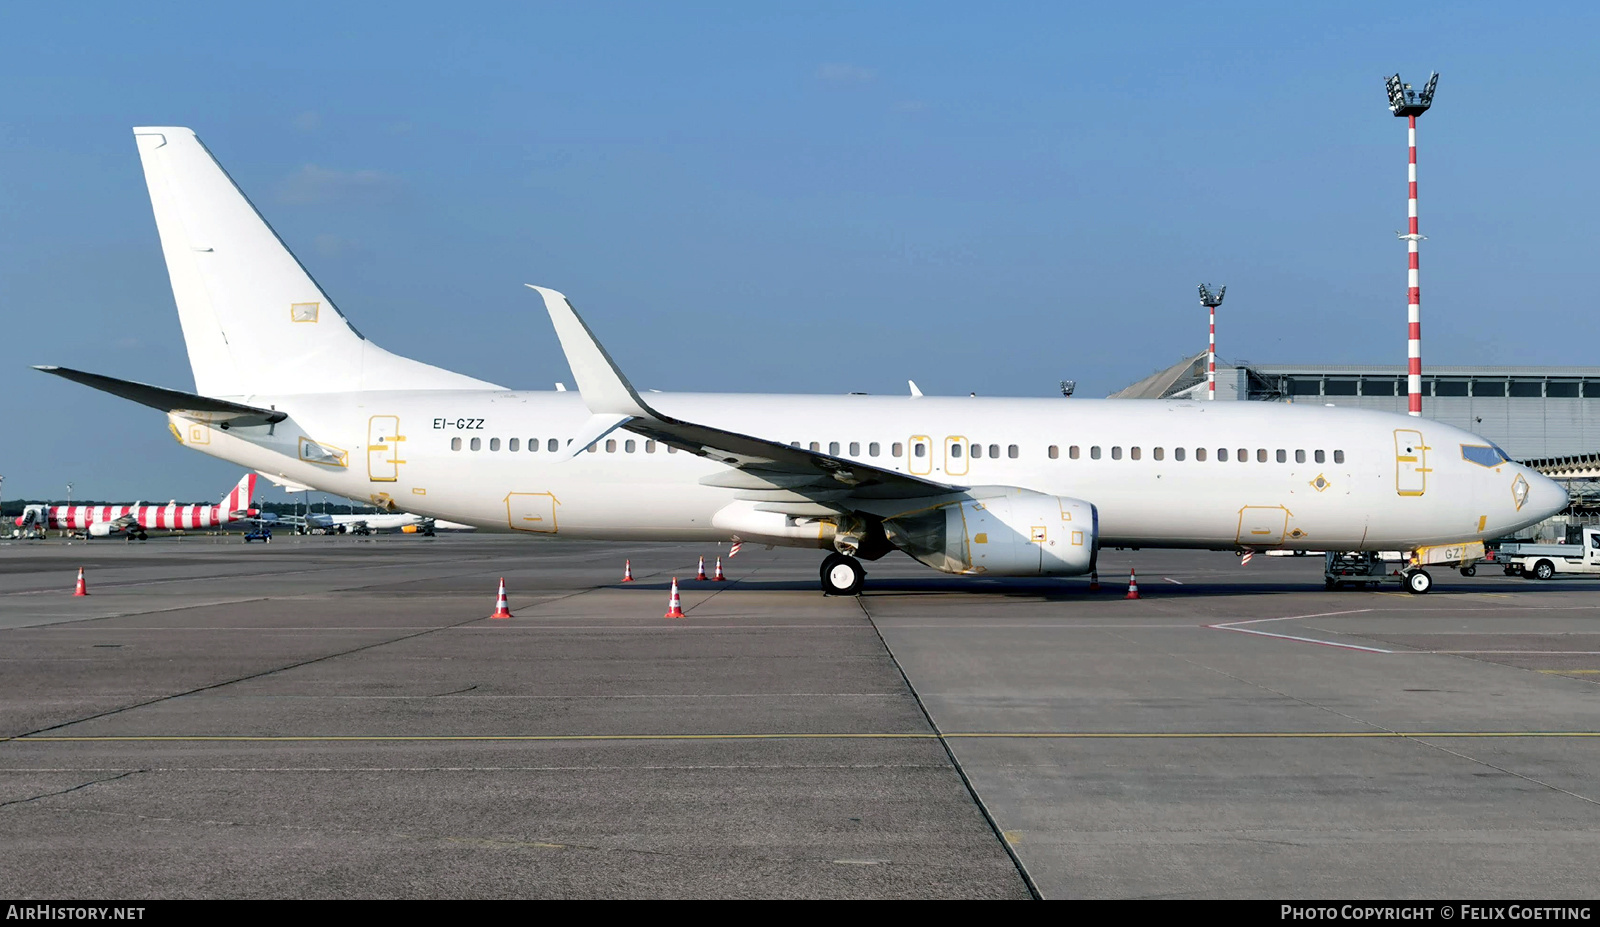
[1198,284,1225,400]
[1385,72,1438,417]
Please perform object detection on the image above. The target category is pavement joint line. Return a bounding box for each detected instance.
[0,553,518,598]
[14,731,1600,742]
[855,596,1043,901]
[0,578,620,743]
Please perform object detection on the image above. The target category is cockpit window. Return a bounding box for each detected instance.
[1461,444,1510,468]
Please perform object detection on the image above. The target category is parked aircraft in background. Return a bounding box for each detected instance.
[34,127,1570,593]
[259,511,474,535]
[15,474,255,540]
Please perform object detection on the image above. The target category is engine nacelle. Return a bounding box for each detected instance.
[87,522,120,538]
[883,489,1097,576]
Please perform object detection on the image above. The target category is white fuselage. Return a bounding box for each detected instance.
[172,391,1564,553]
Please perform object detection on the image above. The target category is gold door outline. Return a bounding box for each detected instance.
[944,435,969,477]
[1394,428,1429,497]
[506,492,560,534]
[368,415,405,482]
[908,435,932,476]
[1236,505,1291,546]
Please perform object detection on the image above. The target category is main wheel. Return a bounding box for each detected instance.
[1534,560,1556,581]
[1405,569,1433,594]
[820,553,866,596]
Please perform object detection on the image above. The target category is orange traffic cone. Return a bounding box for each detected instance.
[73,567,89,597]
[695,556,707,581]
[490,577,513,619]
[1125,568,1140,600]
[622,559,634,582]
[664,577,685,618]
[712,556,727,581]
[1089,569,1100,592]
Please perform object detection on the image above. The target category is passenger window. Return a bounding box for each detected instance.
[1217,448,1228,462]
[914,442,927,458]
[1130,447,1142,461]
[470,437,482,451]
[1008,445,1018,459]
[529,438,538,452]
[1070,445,1081,459]
[951,443,963,458]
[1334,450,1345,464]
[605,439,616,453]
[1111,446,1123,460]
[1275,449,1286,463]
[1295,449,1305,463]
[829,441,840,455]
[1315,450,1325,464]
[1153,447,1164,461]
[625,440,636,453]
[646,440,656,453]
[849,442,860,456]
[1254,448,1265,463]
[668,445,678,454]
[508,438,520,452]
[869,442,880,457]
[1091,446,1102,459]
[1195,447,1206,461]
[586,443,597,453]
[490,438,501,451]
[988,444,1000,458]
[451,437,462,451]
[1238,448,1248,463]
[809,442,820,452]
[1174,447,1185,461]
[546,438,558,452]
[1048,445,1059,459]
[790,442,800,447]
[893,442,903,456]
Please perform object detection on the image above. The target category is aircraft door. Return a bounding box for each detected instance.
[944,436,969,477]
[368,416,405,482]
[908,435,932,476]
[1394,429,1428,497]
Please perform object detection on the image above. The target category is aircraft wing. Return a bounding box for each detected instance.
[530,285,961,504]
[34,366,287,427]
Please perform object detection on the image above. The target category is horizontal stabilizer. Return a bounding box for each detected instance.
[34,366,287,426]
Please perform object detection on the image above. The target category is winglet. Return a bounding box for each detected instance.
[908,380,923,398]
[527,285,653,418]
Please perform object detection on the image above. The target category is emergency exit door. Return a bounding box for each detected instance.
[1394,428,1428,497]
[368,416,405,482]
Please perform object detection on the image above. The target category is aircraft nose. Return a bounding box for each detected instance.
[1528,471,1569,520]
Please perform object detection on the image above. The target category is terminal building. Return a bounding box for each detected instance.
[1112,354,1600,528]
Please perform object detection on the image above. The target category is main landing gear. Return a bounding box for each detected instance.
[820,553,865,596]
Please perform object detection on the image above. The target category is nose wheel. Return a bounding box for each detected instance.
[1404,569,1433,594]
[820,553,866,596]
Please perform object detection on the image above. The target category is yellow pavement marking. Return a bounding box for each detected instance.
[11,731,1600,743]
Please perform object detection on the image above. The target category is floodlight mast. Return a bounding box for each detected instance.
[1198,284,1225,400]
[1386,72,1437,416]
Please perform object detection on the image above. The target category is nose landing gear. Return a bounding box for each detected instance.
[820,553,865,596]
[1404,569,1433,594]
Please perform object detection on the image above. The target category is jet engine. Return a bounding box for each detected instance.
[883,489,1097,576]
[87,521,123,538]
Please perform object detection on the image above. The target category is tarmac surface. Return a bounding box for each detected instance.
[2,533,1598,899]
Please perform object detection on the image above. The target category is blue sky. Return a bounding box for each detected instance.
[2,2,1597,500]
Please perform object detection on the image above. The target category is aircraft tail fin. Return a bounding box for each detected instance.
[221,473,257,518]
[131,127,501,398]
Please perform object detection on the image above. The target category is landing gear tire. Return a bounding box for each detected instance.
[1534,560,1556,581]
[1405,569,1433,595]
[1459,565,1476,577]
[820,553,865,596]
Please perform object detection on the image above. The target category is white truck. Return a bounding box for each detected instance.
[1499,526,1600,580]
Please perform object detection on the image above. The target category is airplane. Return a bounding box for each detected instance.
[15,473,256,540]
[261,510,473,535]
[35,127,1568,594]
